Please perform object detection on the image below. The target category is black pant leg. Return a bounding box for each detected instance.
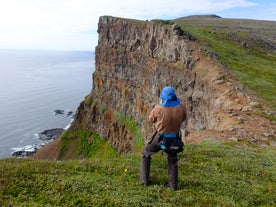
[168,153,178,190]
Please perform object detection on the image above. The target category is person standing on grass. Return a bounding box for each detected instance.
[140,86,187,190]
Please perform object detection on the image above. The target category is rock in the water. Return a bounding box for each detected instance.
[67,111,73,116]
[11,128,64,158]
[54,110,65,115]
[38,128,64,141]
[12,150,36,158]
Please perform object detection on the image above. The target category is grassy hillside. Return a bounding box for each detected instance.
[173,16,276,110]
[0,139,275,206]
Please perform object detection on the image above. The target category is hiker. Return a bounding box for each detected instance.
[140,86,187,190]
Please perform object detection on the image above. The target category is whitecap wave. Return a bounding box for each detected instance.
[11,144,39,152]
[64,118,74,130]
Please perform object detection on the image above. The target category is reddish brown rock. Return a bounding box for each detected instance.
[36,16,275,159]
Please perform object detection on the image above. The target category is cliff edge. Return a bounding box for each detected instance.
[34,16,276,160]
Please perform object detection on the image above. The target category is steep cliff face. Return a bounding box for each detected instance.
[70,16,275,154]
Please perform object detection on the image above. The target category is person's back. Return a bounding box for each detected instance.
[149,104,186,134]
[140,86,186,190]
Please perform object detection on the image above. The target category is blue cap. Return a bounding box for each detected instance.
[159,86,180,107]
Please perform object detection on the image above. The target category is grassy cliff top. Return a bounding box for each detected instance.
[173,16,276,110]
[1,139,276,206]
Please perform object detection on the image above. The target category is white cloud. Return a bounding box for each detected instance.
[0,0,271,50]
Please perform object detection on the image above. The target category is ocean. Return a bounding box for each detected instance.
[0,50,94,158]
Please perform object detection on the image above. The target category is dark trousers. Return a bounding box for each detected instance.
[140,132,178,190]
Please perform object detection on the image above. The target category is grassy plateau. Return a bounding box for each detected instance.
[0,139,276,206]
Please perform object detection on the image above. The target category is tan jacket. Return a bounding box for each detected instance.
[149,104,186,133]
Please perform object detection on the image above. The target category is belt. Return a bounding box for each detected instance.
[159,132,178,138]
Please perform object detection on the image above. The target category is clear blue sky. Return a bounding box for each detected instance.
[0,0,275,51]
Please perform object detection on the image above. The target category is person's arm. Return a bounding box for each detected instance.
[149,106,157,123]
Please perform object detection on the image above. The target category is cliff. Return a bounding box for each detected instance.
[34,16,275,159]
[56,15,273,156]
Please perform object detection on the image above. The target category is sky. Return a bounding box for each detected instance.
[0,0,275,51]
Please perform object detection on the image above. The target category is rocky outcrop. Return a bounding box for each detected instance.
[69,16,275,154]
[38,128,64,141]
[13,128,64,158]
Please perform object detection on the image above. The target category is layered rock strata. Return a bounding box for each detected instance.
[70,16,275,154]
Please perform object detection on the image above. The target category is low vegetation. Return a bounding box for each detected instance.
[0,139,275,206]
[114,111,144,152]
[173,17,276,110]
[58,129,118,160]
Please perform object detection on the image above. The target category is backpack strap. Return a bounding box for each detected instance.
[159,132,178,138]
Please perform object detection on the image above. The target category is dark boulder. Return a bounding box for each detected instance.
[12,150,36,157]
[54,110,65,115]
[67,111,73,116]
[38,128,64,141]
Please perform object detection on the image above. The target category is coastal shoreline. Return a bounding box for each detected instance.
[10,110,74,158]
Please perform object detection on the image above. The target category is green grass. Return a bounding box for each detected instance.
[174,24,276,110]
[84,94,93,105]
[99,104,107,114]
[114,111,144,152]
[58,129,119,160]
[0,139,275,206]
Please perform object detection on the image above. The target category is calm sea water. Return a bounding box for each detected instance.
[0,50,94,158]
